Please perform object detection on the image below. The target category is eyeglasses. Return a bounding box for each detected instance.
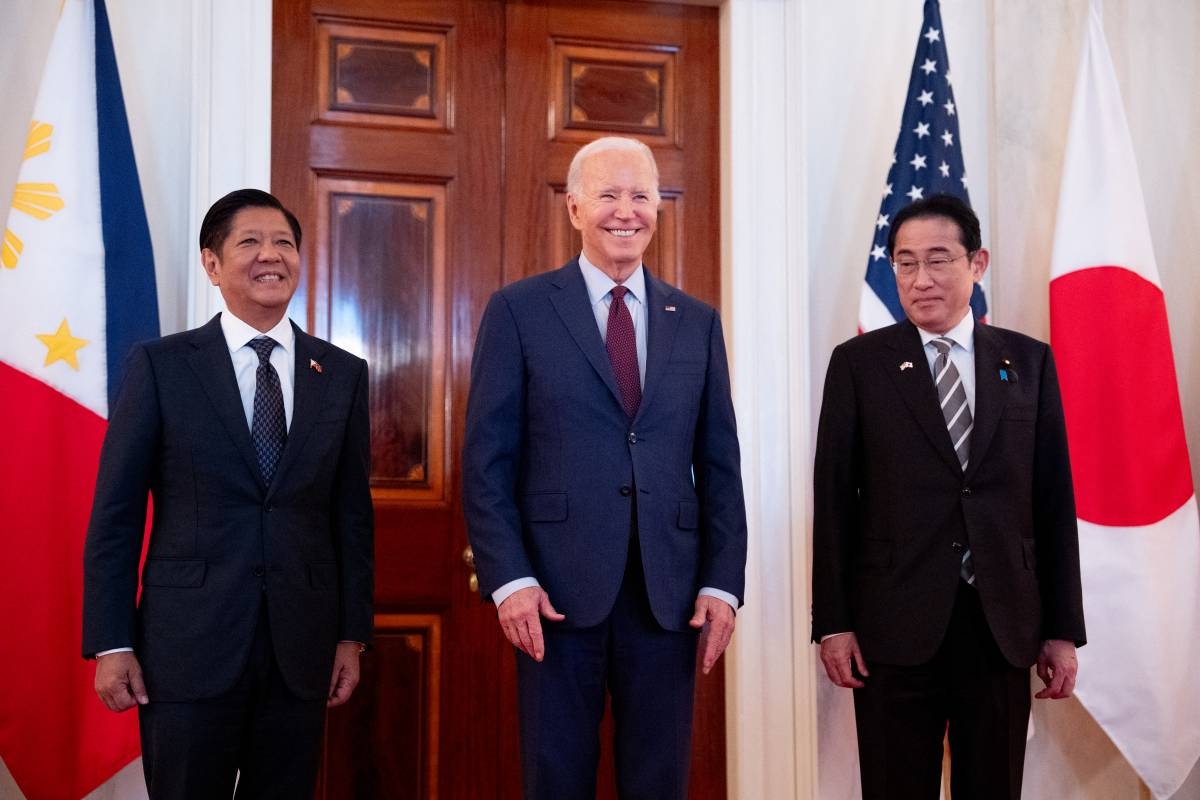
[891,252,972,277]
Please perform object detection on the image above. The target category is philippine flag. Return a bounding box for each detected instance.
[1049,5,1200,798]
[0,0,159,796]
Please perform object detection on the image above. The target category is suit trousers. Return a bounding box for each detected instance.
[138,602,327,799]
[516,533,699,800]
[852,580,1031,800]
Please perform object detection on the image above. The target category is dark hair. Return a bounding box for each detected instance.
[198,189,302,252]
[886,194,980,257]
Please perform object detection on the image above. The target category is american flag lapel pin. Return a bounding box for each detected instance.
[310,358,322,374]
[664,305,676,312]
[900,361,914,371]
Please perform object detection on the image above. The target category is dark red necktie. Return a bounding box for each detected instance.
[606,285,641,417]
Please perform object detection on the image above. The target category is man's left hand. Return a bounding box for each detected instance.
[689,595,736,675]
[328,642,363,707]
[1035,639,1078,699]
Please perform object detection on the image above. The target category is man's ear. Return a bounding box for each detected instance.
[201,249,220,286]
[566,193,584,232]
[970,247,990,282]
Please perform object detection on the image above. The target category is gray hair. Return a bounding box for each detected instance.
[565,137,660,201]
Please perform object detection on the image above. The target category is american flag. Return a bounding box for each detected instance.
[859,0,987,332]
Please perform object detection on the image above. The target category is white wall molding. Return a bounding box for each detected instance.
[721,1,818,797]
[187,0,273,328]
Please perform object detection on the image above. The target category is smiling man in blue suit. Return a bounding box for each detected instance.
[463,137,747,799]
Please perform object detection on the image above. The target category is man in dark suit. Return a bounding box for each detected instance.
[83,189,373,798]
[463,137,747,799]
[812,194,1086,800]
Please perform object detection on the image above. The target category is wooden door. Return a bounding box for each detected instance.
[272,1,722,797]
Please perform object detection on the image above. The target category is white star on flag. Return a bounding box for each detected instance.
[909,154,927,170]
[870,244,887,261]
[924,26,941,43]
[939,161,950,177]
[906,185,924,201]
[875,213,889,230]
[913,121,931,138]
[920,58,937,75]
[917,90,934,106]
[941,130,954,147]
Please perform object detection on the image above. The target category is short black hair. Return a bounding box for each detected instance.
[887,194,980,257]
[199,188,302,252]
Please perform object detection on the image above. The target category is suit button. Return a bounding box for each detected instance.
[961,487,972,497]
[252,565,265,577]
[265,505,274,513]
[620,485,632,496]
[627,432,638,444]
[951,542,964,552]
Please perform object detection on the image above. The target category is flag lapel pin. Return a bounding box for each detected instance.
[310,358,323,374]
[900,361,914,371]
[665,305,676,312]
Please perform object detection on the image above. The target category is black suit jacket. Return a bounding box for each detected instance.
[812,319,1085,667]
[83,314,373,701]
[462,261,747,631]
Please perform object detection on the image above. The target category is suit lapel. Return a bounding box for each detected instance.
[883,320,963,475]
[267,324,333,497]
[637,269,680,418]
[186,314,266,491]
[548,261,625,410]
[965,323,1009,481]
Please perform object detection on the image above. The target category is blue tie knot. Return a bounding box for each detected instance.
[249,337,277,365]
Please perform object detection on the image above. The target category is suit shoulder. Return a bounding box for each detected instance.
[831,323,901,357]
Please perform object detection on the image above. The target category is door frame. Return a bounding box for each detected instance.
[186,1,819,798]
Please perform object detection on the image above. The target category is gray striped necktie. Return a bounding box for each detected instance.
[931,337,975,585]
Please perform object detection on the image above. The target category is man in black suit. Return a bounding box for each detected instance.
[812,194,1086,799]
[463,137,747,799]
[83,189,373,798]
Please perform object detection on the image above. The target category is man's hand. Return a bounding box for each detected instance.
[327,642,363,707]
[94,651,149,712]
[498,586,565,662]
[689,595,736,675]
[819,632,868,689]
[1035,638,1077,699]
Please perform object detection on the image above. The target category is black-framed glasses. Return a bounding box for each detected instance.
[891,252,972,277]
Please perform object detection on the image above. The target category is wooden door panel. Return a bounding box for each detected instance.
[275,1,721,797]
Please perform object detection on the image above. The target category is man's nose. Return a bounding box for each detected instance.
[615,195,634,217]
[257,241,282,261]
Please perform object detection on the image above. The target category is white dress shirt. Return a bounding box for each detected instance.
[220,311,296,431]
[491,257,737,614]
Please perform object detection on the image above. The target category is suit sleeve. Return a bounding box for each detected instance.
[811,344,860,642]
[82,344,160,658]
[692,310,748,604]
[333,358,374,644]
[462,293,536,601]
[1032,345,1086,646]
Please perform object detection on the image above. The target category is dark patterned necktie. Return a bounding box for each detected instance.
[606,285,641,417]
[931,337,975,584]
[249,337,287,484]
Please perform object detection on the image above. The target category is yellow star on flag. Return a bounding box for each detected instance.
[36,318,89,370]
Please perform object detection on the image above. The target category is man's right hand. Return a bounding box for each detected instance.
[819,632,868,689]
[94,651,149,712]
[498,586,565,662]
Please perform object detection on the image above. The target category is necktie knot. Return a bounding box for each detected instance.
[611,285,628,302]
[931,337,953,356]
[249,337,278,365]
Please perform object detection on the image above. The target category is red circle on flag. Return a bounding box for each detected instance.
[1050,266,1194,526]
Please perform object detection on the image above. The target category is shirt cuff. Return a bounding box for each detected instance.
[820,631,852,642]
[492,577,540,608]
[95,647,134,657]
[698,587,738,611]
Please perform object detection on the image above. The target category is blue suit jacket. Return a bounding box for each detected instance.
[82,314,374,701]
[463,261,747,631]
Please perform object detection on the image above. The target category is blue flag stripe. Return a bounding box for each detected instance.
[95,0,159,408]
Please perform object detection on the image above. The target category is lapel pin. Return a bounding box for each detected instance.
[664,305,676,312]
[310,358,323,374]
[999,358,1016,382]
[900,361,914,371]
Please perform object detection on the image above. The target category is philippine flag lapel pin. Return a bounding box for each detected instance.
[665,305,676,312]
[310,358,323,374]
[899,361,914,371]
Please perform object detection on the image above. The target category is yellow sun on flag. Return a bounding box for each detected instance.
[36,318,89,370]
[3,120,62,270]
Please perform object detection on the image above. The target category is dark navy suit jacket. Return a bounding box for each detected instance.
[83,314,374,701]
[812,319,1086,667]
[463,261,747,631]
